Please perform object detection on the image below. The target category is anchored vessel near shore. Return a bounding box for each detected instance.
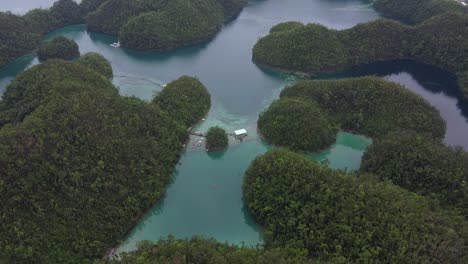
[110,41,120,48]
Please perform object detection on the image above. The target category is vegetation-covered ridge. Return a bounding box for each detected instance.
[0,0,84,68]
[258,77,445,151]
[0,58,211,262]
[152,75,211,127]
[361,131,468,218]
[37,36,80,62]
[243,149,467,263]
[85,0,247,51]
[253,12,468,99]
[373,0,468,25]
[76,52,113,79]
[206,126,228,152]
[106,236,309,263]
[0,0,247,68]
[258,97,339,152]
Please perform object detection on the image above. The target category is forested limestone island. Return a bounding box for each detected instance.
[253,10,468,99]
[37,36,80,62]
[206,126,229,152]
[85,0,248,51]
[258,97,339,152]
[373,0,468,24]
[0,56,211,262]
[361,131,468,218]
[75,52,114,79]
[0,0,247,69]
[242,149,467,263]
[0,0,83,68]
[258,77,445,152]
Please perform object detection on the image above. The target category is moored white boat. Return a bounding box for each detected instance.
[110,41,120,48]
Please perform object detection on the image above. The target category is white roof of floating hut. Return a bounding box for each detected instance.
[234,129,247,136]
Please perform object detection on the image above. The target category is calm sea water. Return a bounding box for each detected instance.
[1,0,466,252]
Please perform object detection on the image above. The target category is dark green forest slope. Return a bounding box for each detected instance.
[258,98,339,152]
[373,0,468,24]
[152,76,211,127]
[0,0,83,69]
[258,77,445,151]
[253,12,468,99]
[0,12,40,68]
[37,36,80,62]
[75,52,113,79]
[280,77,446,139]
[243,149,467,263]
[0,58,211,262]
[361,131,468,218]
[86,0,247,51]
[206,126,228,152]
[0,0,247,69]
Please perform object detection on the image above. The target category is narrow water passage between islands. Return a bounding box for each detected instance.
[1,0,467,252]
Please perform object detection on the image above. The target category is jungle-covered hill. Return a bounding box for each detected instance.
[243,149,467,263]
[106,236,310,264]
[258,77,445,152]
[85,0,247,51]
[37,36,80,62]
[253,11,468,99]
[361,131,468,218]
[0,0,247,69]
[0,0,84,69]
[0,56,211,262]
[373,0,468,24]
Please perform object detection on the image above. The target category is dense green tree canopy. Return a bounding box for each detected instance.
[120,0,223,51]
[260,77,445,152]
[0,12,40,68]
[1,0,248,68]
[269,21,304,33]
[76,52,113,79]
[374,0,468,24]
[361,131,468,218]
[0,0,87,69]
[23,8,62,34]
[0,58,108,127]
[85,0,146,35]
[37,36,80,62]
[48,0,84,27]
[243,149,466,263]
[80,0,109,14]
[281,77,446,138]
[258,98,339,152]
[86,0,248,51]
[253,13,468,99]
[23,0,83,34]
[216,0,247,21]
[106,236,309,264]
[153,76,211,127]
[254,23,346,74]
[459,71,468,96]
[206,126,228,152]
[0,59,211,262]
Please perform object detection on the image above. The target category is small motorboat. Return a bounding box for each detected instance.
[110,41,120,48]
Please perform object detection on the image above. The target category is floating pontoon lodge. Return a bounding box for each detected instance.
[234,129,248,139]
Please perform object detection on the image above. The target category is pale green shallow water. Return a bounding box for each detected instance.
[2,0,467,254]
